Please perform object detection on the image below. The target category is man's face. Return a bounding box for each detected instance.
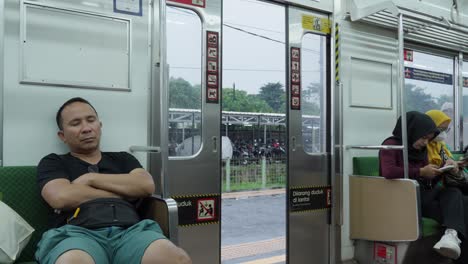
[58,102,102,154]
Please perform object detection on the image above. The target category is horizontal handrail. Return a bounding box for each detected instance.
[129,146,161,153]
[346,145,404,150]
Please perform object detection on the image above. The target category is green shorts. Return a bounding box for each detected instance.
[35,219,167,264]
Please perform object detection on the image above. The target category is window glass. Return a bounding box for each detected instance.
[404,51,454,148]
[167,7,202,157]
[301,34,327,154]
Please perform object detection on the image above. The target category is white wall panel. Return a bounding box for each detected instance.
[3,0,150,166]
[350,57,392,109]
[339,20,399,261]
[21,3,130,90]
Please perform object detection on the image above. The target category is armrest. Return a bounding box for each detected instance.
[138,195,179,245]
[350,175,421,241]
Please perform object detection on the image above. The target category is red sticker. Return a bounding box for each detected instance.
[404,49,413,62]
[290,47,301,110]
[206,31,219,104]
[167,0,205,8]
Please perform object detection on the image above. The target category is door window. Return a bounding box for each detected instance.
[167,7,202,157]
[301,33,327,154]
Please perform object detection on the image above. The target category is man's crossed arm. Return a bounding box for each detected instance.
[41,169,155,210]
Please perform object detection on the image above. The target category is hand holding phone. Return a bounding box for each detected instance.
[439,165,456,172]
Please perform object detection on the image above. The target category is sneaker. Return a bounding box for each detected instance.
[433,229,462,259]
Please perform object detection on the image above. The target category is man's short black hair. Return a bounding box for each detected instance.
[56,97,98,130]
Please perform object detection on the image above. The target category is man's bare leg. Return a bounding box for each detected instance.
[55,250,95,264]
[141,240,192,264]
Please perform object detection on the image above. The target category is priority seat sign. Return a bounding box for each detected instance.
[289,186,331,212]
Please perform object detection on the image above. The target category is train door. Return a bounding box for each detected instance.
[159,0,222,263]
[2,0,152,166]
[286,6,332,263]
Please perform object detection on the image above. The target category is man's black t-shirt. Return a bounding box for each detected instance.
[37,152,142,228]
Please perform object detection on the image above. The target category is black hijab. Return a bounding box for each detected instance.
[390,111,439,161]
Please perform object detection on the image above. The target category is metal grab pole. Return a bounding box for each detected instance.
[226,159,231,192]
[159,0,169,197]
[398,13,409,179]
[457,53,464,151]
[261,157,266,189]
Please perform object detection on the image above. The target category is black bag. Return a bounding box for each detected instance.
[443,169,468,188]
[67,198,141,229]
[438,146,468,187]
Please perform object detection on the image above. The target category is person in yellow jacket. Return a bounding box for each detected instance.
[425,109,468,261]
[426,110,460,173]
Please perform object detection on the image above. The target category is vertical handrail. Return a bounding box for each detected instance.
[0,0,4,167]
[159,0,169,197]
[457,52,464,151]
[398,13,409,179]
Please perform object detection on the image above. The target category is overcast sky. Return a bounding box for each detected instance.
[166,0,467,98]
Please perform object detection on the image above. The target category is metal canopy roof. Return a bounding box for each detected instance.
[351,5,468,52]
[169,108,320,126]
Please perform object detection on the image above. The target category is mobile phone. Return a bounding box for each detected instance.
[439,165,455,172]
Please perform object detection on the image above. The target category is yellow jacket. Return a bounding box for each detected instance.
[426,110,452,167]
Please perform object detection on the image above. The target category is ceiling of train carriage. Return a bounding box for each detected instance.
[349,0,468,52]
[350,0,468,25]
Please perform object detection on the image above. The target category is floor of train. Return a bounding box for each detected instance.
[221,190,286,264]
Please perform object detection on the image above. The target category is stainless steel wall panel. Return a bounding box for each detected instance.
[287,6,331,264]
[163,1,222,263]
[289,211,330,263]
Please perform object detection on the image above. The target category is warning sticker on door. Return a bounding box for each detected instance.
[289,186,331,212]
[206,31,219,104]
[173,194,220,226]
[197,198,216,221]
[302,15,330,34]
[290,47,301,110]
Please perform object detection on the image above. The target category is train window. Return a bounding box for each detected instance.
[301,34,327,154]
[167,7,202,157]
[463,61,468,148]
[404,51,455,148]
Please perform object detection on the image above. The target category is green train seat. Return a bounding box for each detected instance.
[0,166,178,263]
[350,154,463,241]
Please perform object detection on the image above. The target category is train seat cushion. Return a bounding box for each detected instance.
[352,156,453,237]
[0,166,48,263]
[0,200,34,263]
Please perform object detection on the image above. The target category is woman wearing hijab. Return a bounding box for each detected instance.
[425,110,459,172]
[379,111,465,260]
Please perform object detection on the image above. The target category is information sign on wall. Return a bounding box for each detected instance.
[289,186,331,212]
[114,0,143,16]
[404,67,453,85]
